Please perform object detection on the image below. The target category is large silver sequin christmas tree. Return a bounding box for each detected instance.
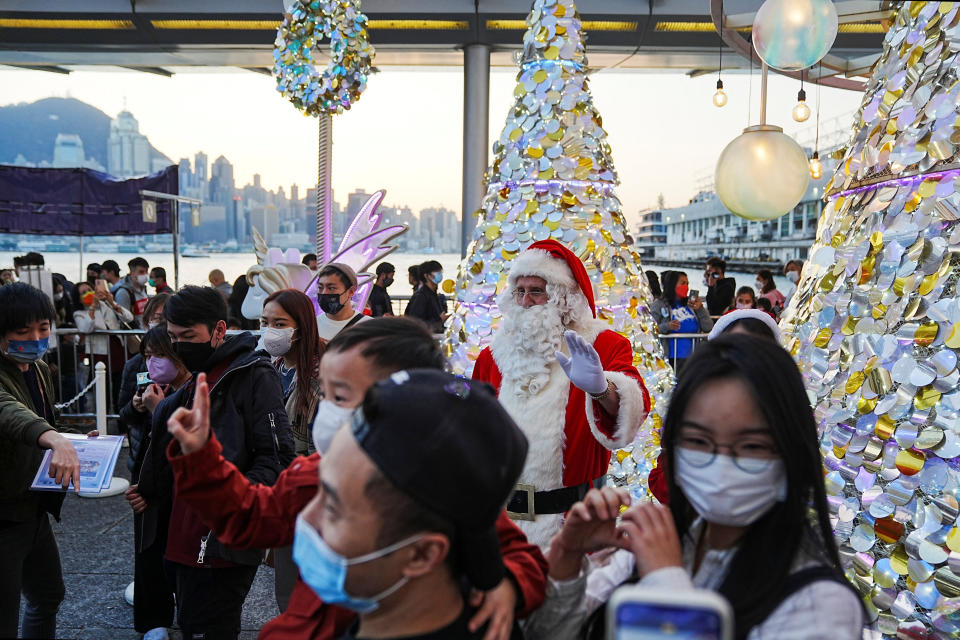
[442,0,673,498]
[781,2,960,635]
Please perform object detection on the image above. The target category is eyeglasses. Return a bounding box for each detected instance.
[676,432,779,473]
[513,287,548,303]
[704,271,720,279]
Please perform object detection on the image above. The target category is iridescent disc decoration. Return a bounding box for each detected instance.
[752,0,838,72]
[781,2,960,636]
[441,0,674,502]
[272,0,375,116]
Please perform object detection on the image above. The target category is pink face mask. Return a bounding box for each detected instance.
[147,356,179,385]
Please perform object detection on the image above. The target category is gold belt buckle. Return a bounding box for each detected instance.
[507,483,536,522]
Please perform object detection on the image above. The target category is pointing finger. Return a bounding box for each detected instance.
[195,373,209,429]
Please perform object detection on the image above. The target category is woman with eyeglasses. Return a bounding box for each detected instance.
[524,334,862,640]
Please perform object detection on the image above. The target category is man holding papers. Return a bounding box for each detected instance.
[0,282,93,639]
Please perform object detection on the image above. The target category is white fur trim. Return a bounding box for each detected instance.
[496,360,570,490]
[584,370,647,450]
[515,514,564,550]
[507,248,577,290]
[708,309,781,342]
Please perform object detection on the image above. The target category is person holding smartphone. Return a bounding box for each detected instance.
[523,335,862,640]
[649,271,713,373]
[120,323,191,637]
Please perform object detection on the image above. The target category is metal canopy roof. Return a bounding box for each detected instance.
[0,0,889,84]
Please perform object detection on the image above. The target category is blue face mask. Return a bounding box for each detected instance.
[6,337,49,363]
[432,272,443,285]
[293,514,421,613]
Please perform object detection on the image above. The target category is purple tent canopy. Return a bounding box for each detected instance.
[0,164,178,236]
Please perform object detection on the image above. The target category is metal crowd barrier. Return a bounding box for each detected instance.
[658,332,710,370]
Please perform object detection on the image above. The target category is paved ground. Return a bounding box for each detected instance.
[41,448,280,640]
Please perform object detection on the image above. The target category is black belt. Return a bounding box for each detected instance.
[506,478,605,522]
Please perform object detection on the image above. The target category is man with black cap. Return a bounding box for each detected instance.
[315,263,368,340]
[306,369,529,639]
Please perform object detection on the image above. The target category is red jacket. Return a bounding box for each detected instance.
[168,433,548,640]
[472,329,651,488]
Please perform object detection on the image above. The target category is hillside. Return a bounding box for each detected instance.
[0,97,170,169]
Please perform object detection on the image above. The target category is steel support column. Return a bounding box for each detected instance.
[461,43,490,258]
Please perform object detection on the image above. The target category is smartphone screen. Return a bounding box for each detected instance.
[689,289,700,300]
[614,602,724,640]
[136,372,152,387]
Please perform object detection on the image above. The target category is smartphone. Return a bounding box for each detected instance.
[95,278,109,295]
[689,289,700,301]
[607,585,732,640]
[136,371,152,394]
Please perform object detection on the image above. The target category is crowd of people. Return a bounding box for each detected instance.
[0,244,861,640]
[646,257,804,371]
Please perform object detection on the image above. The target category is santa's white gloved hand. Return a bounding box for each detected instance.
[555,330,607,395]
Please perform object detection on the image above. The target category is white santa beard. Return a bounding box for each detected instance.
[490,301,571,549]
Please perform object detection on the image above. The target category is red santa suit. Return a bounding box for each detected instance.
[472,240,650,547]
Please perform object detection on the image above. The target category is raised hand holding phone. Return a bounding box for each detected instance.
[167,372,210,455]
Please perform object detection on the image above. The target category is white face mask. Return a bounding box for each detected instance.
[786,271,800,284]
[735,302,751,310]
[262,326,295,357]
[136,274,149,286]
[675,450,787,527]
[755,280,765,292]
[312,400,355,454]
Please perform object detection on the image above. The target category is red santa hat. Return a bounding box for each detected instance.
[507,239,596,317]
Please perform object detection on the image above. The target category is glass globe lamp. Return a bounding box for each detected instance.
[752,0,838,71]
[715,125,811,221]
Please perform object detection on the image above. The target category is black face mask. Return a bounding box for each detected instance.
[383,277,394,287]
[318,293,345,315]
[173,340,216,372]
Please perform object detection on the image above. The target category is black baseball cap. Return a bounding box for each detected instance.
[351,369,528,590]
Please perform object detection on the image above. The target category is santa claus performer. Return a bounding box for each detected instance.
[472,239,650,548]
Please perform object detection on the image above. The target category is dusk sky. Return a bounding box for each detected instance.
[0,65,864,224]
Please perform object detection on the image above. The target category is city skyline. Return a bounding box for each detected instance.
[0,66,866,226]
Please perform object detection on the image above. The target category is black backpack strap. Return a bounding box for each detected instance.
[344,313,365,330]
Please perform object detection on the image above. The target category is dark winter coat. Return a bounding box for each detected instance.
[135,332,296,562]
[0,356,72,522]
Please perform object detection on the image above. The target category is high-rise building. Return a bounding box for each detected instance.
[52,133,104,170]
[194,152,209,201]
[52,134,85,167]
[107,111,150,177]
[209,155,235,205]
[247,203,279,244]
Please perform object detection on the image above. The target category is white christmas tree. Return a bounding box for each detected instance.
[782,3,960,635]
[442,0,673,496]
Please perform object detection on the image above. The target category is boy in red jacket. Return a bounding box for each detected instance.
[166,318,548,640]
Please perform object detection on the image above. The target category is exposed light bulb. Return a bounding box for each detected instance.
[809,152,822,179]
[713,79,728,108]
[792,87,810,122]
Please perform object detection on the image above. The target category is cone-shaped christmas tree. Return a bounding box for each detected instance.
[782,4,960,635]
[442,0,672,496]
